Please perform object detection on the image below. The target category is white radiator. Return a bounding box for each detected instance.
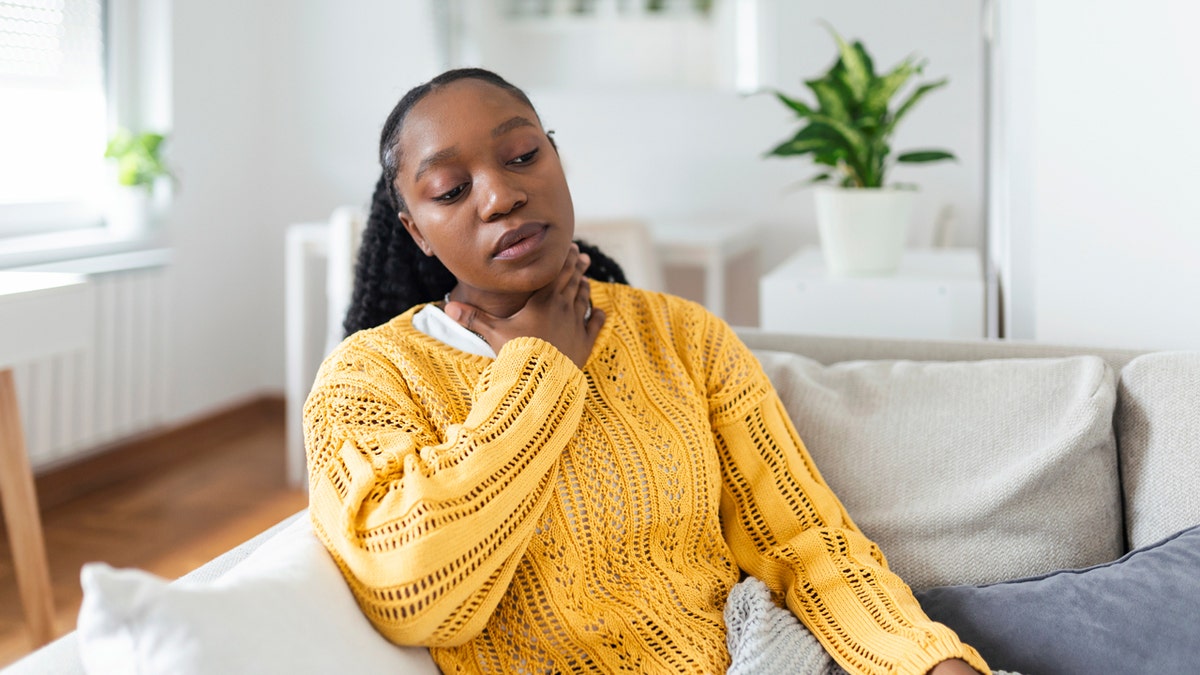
[11,250,171,470]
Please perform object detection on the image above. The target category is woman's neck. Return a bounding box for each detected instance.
[446,285,534,319]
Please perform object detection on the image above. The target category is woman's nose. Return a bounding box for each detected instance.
[478,172,527,222]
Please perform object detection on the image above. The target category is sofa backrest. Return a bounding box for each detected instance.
[737,329,1144,370]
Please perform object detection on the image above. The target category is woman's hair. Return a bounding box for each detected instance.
[343,68,628,336]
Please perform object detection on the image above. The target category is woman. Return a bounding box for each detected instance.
[304,68,988,675]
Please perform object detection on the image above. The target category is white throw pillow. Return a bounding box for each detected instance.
[754,351,1122,590]
[76,517,439,675]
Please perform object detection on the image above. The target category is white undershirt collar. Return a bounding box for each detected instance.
[412,304,497,358]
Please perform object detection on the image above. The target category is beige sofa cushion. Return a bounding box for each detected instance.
[754,351,1122,590]
[1117,351,1200,549]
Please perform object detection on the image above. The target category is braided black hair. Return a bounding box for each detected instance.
[343,68,628,337]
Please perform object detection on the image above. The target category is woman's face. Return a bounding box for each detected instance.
[393,79,575,306]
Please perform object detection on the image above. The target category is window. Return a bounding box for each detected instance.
[0,0,107,238]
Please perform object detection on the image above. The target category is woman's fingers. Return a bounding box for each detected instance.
[553,245,581,294]
[560,249,589,306]
[585,307,605,337]
[576,276,592,321]
[542,247,590,322]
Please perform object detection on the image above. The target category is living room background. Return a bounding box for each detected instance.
[11,0,1190,433]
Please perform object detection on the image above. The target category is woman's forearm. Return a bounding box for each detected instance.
[306,336,587,645]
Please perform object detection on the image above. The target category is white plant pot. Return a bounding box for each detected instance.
[813,186,915,276]
[106,186,152,238]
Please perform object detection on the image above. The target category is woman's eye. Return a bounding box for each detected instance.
[509,148,538,165]
[435,184,466,202]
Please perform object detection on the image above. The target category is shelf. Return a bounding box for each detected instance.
[760,247,984,340]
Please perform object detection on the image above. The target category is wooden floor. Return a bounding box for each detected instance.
[0,398,307,668]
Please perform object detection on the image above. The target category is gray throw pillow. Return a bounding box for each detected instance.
[1116,351,1200,548]
[915,524,1200,675]
[753,350,1122,589]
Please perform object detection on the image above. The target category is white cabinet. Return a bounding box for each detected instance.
[760,247,984,340]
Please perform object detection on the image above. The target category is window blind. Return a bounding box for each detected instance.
[0,0,106,234]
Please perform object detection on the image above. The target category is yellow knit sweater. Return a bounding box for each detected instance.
[304,282,988,675]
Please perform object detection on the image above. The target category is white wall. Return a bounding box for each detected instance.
[167,0,275,421]
[996,0,1200,350]
[255,0,441,392]
[165,0,438,421]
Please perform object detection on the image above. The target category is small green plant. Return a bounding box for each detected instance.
[767,25,955,189]
[104,128,172,191]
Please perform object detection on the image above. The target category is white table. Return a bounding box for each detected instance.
[760,247,984,340]
[0,271,88,648]
[648,219,761,321]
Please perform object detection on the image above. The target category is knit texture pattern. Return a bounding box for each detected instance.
[304,282,988,675]
[725,576,848,675]
[727,578,1022,675]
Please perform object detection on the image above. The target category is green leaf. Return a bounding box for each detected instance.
[863,57,920,118]
[807,77,852,124]
[767,136,828,157]
[117,160,139,186]
[806,114,867,165]
[795,121,843,142]
[852,41,875,81]
[773,90,815,118]
[768,122,847,157]
[896,149,957,163]
[812,148,844,167]
[807,171,832,184]
[105,128,172,187]
[104,128,133,158]
[767,117,849,157]
[886,78,948,135]
[821,22,870,102]
[138,133,165,155]
[861,138,890,188]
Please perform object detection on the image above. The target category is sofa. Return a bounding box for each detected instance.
[5,330,1199,674]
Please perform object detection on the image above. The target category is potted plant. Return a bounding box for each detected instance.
[104,128,173,236]
[767,25,955,275]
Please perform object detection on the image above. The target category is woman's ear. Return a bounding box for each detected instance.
[399,213,434,257]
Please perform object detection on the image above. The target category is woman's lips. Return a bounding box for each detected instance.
[493,223,549,260]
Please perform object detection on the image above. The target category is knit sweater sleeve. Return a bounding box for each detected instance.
[698,314,990,675]
[303,335,586,648]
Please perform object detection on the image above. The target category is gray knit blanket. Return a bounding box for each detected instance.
[724,577,1021,675]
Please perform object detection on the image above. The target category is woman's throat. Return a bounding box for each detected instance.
[446,287,535,319]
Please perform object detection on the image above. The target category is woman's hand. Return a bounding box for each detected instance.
[445,244,606,368]
[929,658,983,675]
